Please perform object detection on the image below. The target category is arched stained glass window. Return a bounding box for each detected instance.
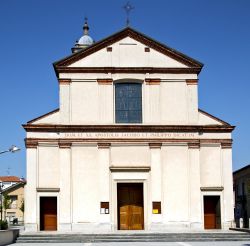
[115,83,142,123]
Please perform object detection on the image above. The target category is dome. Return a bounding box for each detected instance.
[78,35,94,46]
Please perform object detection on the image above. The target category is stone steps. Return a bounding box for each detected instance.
[16,232,250,243]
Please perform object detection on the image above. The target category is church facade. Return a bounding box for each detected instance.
[23,22,235,232]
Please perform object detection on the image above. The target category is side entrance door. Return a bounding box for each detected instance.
[40,197,57,231]
[117,183,144,230]
[204,195,221,229]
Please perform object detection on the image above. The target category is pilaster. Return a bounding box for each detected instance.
[149,143,162,223]
[221,142,234,229]
[25,145,38,231]
[188,142,202,229]
[59,78,71,123]
[186,79,198,124]
[58,142,72,231]
[98,143,111,223]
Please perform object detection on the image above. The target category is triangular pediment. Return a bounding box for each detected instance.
[54,27,203,75]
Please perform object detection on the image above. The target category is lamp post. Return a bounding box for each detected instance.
[0,145,20,229]
[0,145,20,155]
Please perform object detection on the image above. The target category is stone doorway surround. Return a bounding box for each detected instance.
[110,166,150,231]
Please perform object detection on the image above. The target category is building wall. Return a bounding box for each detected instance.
[24,139,234,231]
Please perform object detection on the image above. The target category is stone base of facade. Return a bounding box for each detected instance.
[24,223,38,232]
[149,222,203,231]
[71,223,112,233]
[58,223,72,231]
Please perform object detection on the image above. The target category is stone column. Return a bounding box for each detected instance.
[188,142,202,229]
[221,142,234,229]
[98,143,111,227]
[149,143,162,226]
[25,140,38,231]
[59,79,71,124]
[58,142,72,231]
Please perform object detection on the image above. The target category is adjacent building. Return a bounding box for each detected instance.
[23,21,235,232]
[233,164,250,228]
[2,181,25,223]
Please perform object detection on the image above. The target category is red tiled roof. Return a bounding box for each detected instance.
[0,176,23,182]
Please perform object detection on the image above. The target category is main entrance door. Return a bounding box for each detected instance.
[117,183,144,230]
[204,196,221,229]
[40,197,57,231]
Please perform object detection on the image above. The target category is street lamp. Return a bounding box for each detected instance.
[0,145,20,155]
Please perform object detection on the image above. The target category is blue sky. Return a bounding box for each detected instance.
[0,0,249,177]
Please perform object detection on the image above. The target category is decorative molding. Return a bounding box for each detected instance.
[97,142,111,149]
[188,142,200,149]
[200,187,224,191]
[145,78,161,85]
[145,47,150,52]
[221,142,232,149]
[58,141,72,149]
[149,143,162,149]
[23,124,235,133]
[107,47,112,52]
[110,166,151,172]
[186,79,198,85]
[55,67,201,75]
[36,188,60,192]
[24,138,233,146]
[58,79,71,85]
[97,78,113,85]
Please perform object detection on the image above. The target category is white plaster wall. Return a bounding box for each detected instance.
[69,37,187,68]
[111,145,150,167]
[162,145,189,222]
[71,82,98,123]
[160,82,188,124]
[71,145,99,223]
[199,111,223,125]
[38,145,59,188]
[200,145,222,187]
[31,111,59,124]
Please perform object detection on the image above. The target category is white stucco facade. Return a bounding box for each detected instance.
[23,27,234,232]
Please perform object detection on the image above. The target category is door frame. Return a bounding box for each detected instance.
[201,191,223,229]
[37,192,59,231]
[111,172,149,231]
[117,182,144,230]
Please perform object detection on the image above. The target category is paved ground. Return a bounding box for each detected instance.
[10,242,250,246]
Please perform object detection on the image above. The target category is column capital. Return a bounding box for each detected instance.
[188,142,200,149]
[25,139,38,148]
[59,141,72,149]
[58,79,71,85]
[97,79,113,85]
[145,78,161,85]
[97,142,111,149]
[221,142,232,149]
[186,79,198,85]
[149,143,162,149]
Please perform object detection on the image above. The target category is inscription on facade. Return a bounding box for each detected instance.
[62,132,197,139]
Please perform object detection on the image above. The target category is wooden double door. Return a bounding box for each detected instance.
[117,183,144,230]
[40,197,57,231]
[204,196,221,229]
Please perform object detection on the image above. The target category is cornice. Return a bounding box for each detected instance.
[188,142,200,149]
[25,138,232,146]
[55,67,201,75]
[23,124,235,133]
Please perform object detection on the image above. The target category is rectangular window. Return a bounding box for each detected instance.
[115,83,142,123]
